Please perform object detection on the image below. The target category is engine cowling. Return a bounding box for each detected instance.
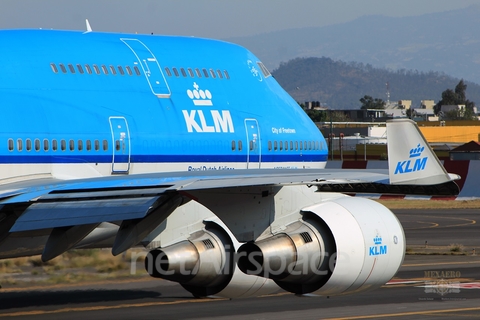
[145,221,279,298]
[237,197,405,296]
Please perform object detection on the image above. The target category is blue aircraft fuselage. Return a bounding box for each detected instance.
[0,29,327,178]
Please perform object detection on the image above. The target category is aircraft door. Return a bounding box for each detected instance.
[121,38,171,98]
[245,119,261,169]
[109,117,131,174]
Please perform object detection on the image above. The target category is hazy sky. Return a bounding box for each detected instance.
[0,0,479,38]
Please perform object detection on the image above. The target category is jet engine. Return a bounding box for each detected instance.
[237,196,405,296]
[145,221,278,298]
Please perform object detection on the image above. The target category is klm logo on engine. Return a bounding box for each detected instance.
[182,82,234,133]
[369,235,387,256]
[394,144,427,174]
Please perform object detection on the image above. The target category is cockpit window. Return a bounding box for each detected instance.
[257,62,271,78]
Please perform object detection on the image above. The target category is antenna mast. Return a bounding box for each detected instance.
[386,82,390,105]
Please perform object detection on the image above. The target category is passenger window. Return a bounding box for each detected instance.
[181,68,187,77]
[26,139,32,151]
[109,66,116,75]
[94,139,100,151]
[52,139,58,151]
[103,140,108,151]
[238,140,242,151]
[231,140,236,151]
[202,68,209,78]
[93,65,100,74]
[164,67,172,77]
[115,140,121,151]
[274,141,278,151]
[195,68,202,78]
[101,65,109,74]
[290,141,293,150]
[134,66,141,76]
[268,141,272,151]
[223,70,230,79]
[279,141,283,151]
[173,68,179,77]
[188,68,194,77]
[59,64,67,73]
[85,64,92,74]
[34,139,40,151]
[68,64,75,73]
[77,64,84,74]
[69,139,75,151]
[43,139,49,151]
[7,139,13,151]
[117,66,125,75]
[209,69,216,78]
[86,140,92,151]
[126,66,133,75]
[50,63,58,73]
[61,139,66,151]
[78,140,83,151]
[216,69,223,79]
[17,139,23,151]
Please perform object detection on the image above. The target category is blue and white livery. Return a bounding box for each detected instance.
[0,29,458,299]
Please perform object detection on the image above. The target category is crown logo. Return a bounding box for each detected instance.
[409,144,425,158]
[374,235,382,245]
[186,82,212,106]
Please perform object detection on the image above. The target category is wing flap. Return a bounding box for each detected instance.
[10,196,159,232]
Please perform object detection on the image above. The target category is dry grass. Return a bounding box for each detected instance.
[0,248,148,287]
[375,199,480,210]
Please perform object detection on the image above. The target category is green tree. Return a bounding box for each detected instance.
[329,110,350,122]
[305,109,327,122]
[434,80,476,120]
[359,95,386,110]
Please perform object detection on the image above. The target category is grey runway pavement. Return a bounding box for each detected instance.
[1,208,480,319]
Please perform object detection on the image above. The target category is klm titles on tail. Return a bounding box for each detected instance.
[394,144,427,175]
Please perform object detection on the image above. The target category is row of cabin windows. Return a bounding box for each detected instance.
[268,140,323,152]
[50,63,232,80]
[7,138,111,152]
[230,140,323,152]
[231,140,243,151]
[165,67,230,80]
[51,63,142,76]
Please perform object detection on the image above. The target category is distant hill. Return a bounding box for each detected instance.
[271,57,480,109]
[226,5,480,85]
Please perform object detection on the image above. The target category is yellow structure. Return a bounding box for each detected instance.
[419,126,480,143]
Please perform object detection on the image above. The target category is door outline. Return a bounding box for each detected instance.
[121,38,171,98]
[109,116,131,174]
[245,119,261,169]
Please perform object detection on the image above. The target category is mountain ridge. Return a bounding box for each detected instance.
[271,56,480,110]
[226,5,480,85]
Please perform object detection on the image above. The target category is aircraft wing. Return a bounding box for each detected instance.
[4,167,457,232]
[0,119,459,259]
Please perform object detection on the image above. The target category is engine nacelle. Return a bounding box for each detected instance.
[237,197,405,296]
[145,221,279,298]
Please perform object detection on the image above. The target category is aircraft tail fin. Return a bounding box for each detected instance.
[386,119,460,185]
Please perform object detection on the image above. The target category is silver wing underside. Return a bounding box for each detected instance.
[0,168,458,234]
